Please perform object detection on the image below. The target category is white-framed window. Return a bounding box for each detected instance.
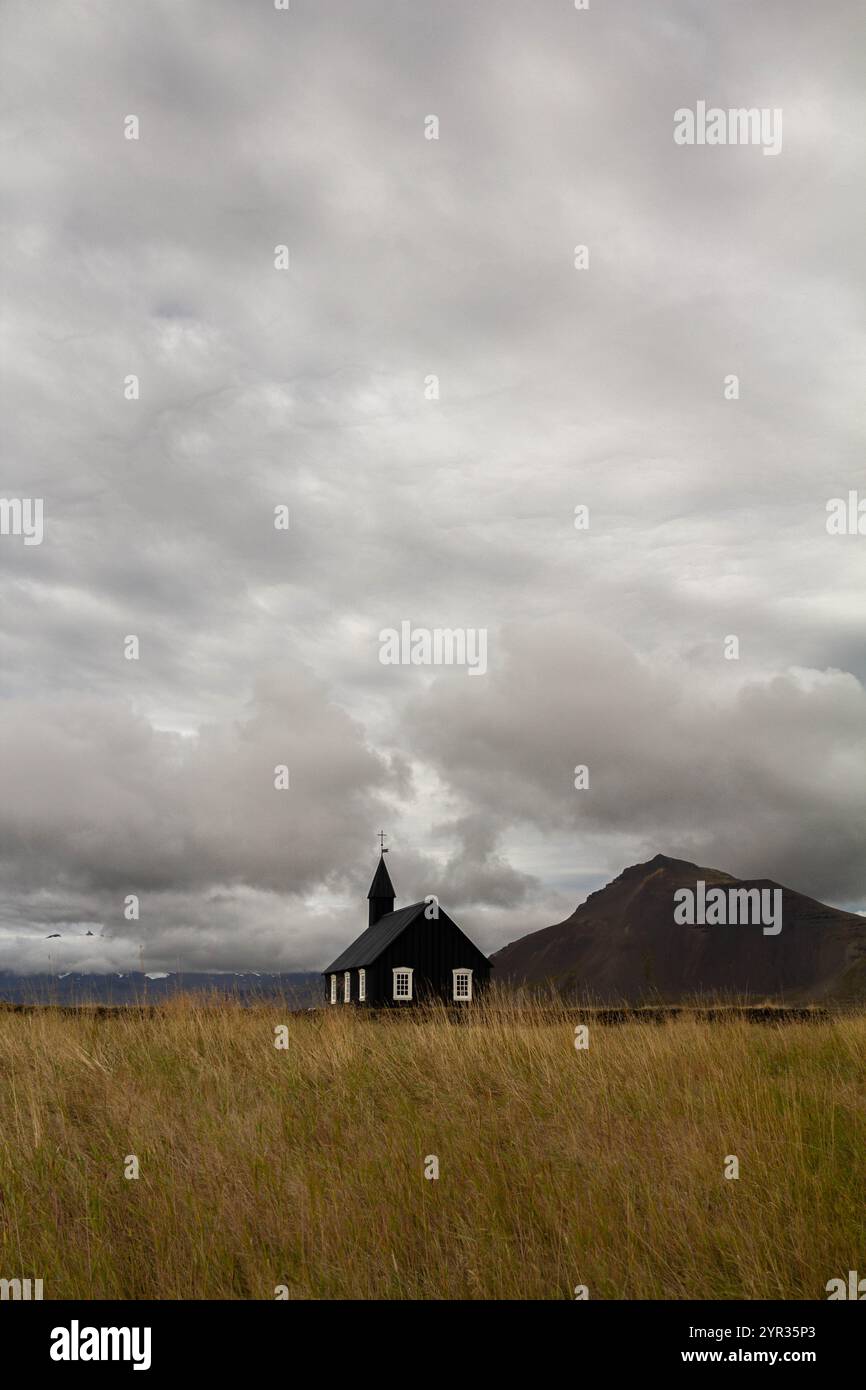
[329,974,337,1004]
[392,966,413,1001]
[453,968,472,1002]
[358,968,366,1002]
[344,971,351,1003]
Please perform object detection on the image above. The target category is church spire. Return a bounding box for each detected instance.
[367,838,396,926]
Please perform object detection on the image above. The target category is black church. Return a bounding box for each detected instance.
[323,842,491,1007]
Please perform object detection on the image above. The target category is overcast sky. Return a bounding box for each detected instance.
[1,0,864,974]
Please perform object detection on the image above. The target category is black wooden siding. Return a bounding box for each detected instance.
[329,908,490,1007]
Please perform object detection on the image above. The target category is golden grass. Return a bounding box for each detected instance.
[0,995,863,1299]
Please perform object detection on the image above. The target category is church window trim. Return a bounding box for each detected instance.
[453,968,472,1001]
[393,967,413,1001]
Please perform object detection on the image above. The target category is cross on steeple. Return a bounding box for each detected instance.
[368,840,396,926]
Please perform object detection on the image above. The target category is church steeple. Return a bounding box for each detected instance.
[367,836,395,926]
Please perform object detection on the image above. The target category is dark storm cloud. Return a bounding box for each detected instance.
[0,1,863,969]
[400,618,866,905]
[0,667,397,893]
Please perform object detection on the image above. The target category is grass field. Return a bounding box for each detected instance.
[0,996,863,1300]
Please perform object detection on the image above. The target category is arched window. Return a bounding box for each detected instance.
[329,974,337,1004]
[343,971,351,1003]
[392,966,413,1001]
[358,968,366,1002]
[453,968,472,1001]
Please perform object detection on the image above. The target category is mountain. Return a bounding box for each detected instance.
[0,971,323,1007]
[491,854,866,1004]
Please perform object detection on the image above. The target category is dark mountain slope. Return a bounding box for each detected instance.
[491,854,866,1003]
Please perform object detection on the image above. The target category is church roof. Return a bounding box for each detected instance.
[367,853,395,900]
[324,902,426,973]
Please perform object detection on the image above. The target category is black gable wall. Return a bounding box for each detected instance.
[363,909,491,1006]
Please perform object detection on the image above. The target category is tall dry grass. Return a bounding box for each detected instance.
[0,995,863,1299]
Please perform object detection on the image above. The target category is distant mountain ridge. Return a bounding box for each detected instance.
[0,971,322,1006]
[491,854,866,1004]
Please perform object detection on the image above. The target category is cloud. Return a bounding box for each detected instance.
[401,619,866,904]
[0,1,863,969]
[0,667,408,969]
